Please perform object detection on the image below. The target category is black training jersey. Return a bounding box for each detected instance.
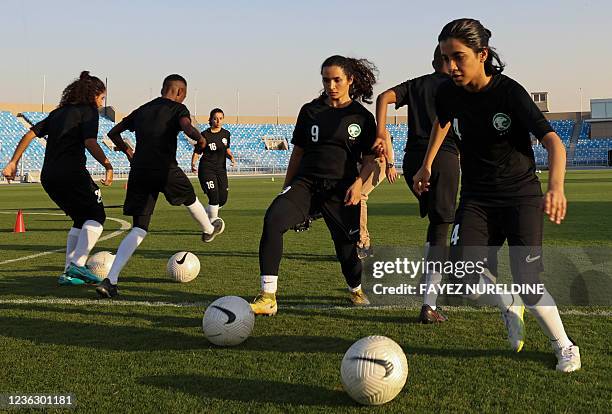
[291,97,376,181]
[392,72,458,154]
[122,97,191,169]
[31,104,99,174]
[198,128,231,172]
[435,74,554,204]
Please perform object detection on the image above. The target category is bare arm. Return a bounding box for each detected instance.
[344,155,376,206]
[541,132,567,224]
[84,138,113,186]
[226,148,236,167]
[107,121,134,160]
[179,117,206,149]
[191,150,200,173]
[412,118,450,195]
[283,145,304,188]
[1,130,37,181]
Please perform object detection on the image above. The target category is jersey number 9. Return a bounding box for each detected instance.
[311,125,319,143]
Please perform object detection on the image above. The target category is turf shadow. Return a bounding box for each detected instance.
[139,374,355,407]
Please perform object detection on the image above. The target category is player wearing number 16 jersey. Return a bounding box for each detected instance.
[251,55,379,316]
[192,108,236,223]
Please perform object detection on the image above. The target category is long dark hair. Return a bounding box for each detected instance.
[59,71,106,107]
[438,18,505,75]
[320,55,378,104]
[209,108,224,126]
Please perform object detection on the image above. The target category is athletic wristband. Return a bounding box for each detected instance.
[386,163,395,169]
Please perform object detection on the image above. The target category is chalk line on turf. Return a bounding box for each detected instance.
[0,211,131,265]
[0,298,608,316]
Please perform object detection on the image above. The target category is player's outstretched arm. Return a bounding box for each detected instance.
[283,145,304,189]
[179,116,206,147]
[541,132,567,224]
[107,121,134,160]
[85,138,113,186]
[1,130,37,182]
[413,118,449,195]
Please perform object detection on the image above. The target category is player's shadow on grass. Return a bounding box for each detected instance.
[282,307,417,324]
[139,374,354,407]
[404,345,553,366]
[135,248,336,262]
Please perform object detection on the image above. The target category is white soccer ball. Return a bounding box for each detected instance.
[167,251,200,283]
[341,335,408,405]
[86,251,115,278]
[202,296,255,346]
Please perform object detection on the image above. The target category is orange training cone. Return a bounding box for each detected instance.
[13,210,26,233]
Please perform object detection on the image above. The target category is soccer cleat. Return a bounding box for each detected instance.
[418,304,448,324]
[96,278,119,298]
[349,288,370,306]
[202,218,225,243]
[501,297,526,352]
[57,273,86,286]
[553,344,581,373]
[250,291,277,316]
[65,263,103,284]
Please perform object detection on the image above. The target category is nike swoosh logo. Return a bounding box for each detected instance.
[211,305,236,324]
[349,229,359,235]
[176,252,189,265]
[525,255,541,263]
[351,356,394,377]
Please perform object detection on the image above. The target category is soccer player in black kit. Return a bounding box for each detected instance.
[376,46,459,323]
[96,74,224,298]
[2,71,113,287]
[191,108,236,223]
[251,55,378,316]
[413,19,580,372]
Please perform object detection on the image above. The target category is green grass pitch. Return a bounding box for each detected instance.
[0,170,610,413]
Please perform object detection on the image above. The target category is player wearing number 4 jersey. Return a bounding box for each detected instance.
[97,74,225,299]
[251,55,380,316]
[191,108,235,223]
[414,18,580,372]
[2,71,112,287]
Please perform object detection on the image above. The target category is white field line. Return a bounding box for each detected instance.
[0,297,609,316]
[0,212,131,265]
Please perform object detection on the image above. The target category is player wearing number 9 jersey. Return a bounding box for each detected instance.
[191,108,236,222]
[413,18,580,372]
[2,71,112,287]
[251,55,379,316]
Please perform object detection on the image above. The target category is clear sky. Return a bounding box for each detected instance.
[1,0,610,117]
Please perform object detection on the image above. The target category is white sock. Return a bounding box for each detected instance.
[186,198,214,234]
[65,227,81,271]
[261,275,278,293]
[464,274,514,309]
[423,272,442,310]
[107,227,147,285]
[72,220,103,267]
[526,289,573,350]
[208,204,219,220]
[349,284,362,293]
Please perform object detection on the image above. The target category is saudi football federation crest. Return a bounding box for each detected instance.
[492,113,511,132]
[222,138,228,146]
[347,123,361,140]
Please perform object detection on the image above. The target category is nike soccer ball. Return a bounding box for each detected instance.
[341,336,408,405]
[167,251,200,283]
[202,296,255,346]
[86,251,115,278]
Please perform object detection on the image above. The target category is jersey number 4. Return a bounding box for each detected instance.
[311,125,319,142]
[450,224,460,246]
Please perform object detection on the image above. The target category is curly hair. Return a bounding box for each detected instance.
[320,55,378,104]
[59,71,106,107]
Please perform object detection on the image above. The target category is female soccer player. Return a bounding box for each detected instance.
[2,71,113,286]
[413,18,580,372]
[191,108,236,221]
[376,46,459,323]
[251,55,378,316]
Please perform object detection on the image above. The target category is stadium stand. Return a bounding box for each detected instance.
[1,112,610,177]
